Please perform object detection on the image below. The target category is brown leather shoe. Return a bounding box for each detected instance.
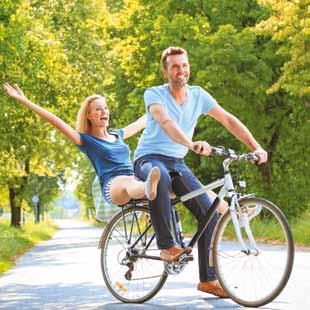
[197,281,229,298]
[160,245,192,262]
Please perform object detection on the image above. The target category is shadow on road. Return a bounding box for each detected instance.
[0,280,289,310]
[0,282,108,310]
[0,220,301,309]
[0,281,231,310]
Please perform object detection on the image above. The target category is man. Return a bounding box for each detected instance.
[134,46,267,298]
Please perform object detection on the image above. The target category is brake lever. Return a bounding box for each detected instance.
[247,153,259,164]
[211,146,226,156]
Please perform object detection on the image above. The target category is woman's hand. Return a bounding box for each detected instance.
[3,83,26,102]
[3,82,81,145]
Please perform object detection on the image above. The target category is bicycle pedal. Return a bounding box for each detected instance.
[184,255,194,262]
[178,253,194,263]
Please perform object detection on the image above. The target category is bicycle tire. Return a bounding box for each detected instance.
[213,196,294,307]
[100,205,168,303]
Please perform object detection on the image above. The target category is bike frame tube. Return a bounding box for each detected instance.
[179,178,226,249]
[180,178,225,203]
[127,179,227,260]
[127,170,256,261]
[187,197,221,248]
[129,221,153,251]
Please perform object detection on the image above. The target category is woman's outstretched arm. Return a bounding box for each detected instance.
[3,83,81,145]
[123,114,146,139]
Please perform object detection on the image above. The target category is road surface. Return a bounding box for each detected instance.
[0,219,309,309]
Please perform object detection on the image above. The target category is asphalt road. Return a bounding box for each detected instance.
[0,219,309,309]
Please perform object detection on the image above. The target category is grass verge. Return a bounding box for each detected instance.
[291,209,310,247]
[0,219,57,275]
[181,207,310,247]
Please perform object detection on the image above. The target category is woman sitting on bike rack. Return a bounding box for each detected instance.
[3,82,161,205]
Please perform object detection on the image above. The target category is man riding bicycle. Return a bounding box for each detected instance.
[134,46,267,298]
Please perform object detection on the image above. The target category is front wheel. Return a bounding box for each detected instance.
[213,197,294,308]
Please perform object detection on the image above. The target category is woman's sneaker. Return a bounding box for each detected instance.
[145,167,161,201]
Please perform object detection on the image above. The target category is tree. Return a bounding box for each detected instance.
[255,0,309,98]
[0,1,76,226]
[101,0,309,217]
[74,157,96,220]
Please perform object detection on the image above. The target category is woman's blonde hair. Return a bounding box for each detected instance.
[76,94,105,133]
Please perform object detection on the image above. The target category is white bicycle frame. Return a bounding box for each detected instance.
[179,157,259,256]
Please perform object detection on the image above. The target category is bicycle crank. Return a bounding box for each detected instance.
[165,253,193,275]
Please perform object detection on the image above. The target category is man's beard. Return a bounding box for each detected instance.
[171,77,188,88]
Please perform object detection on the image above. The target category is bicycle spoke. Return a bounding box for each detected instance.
[100,207,167,303]
[213,198,294,307]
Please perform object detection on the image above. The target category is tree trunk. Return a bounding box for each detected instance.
[41,206,45,221]
[259,121,281,187]
[35,202,40,223]
[9,187,21,228]
[8,159,31,227]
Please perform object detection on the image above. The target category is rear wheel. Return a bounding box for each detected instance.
[100,205,168,303]
[213,197,294,307]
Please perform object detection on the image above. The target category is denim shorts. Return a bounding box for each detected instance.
[101,171,134,204]
[102,178,114,204]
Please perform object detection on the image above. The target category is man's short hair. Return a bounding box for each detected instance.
[161,46,188,69]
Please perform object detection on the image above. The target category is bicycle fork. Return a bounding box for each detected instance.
[229,194,259,255]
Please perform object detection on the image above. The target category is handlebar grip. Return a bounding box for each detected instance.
[247,153,259,163]
[211,146,226,156]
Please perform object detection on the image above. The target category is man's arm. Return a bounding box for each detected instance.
[149,104,211,155]
[149,104,194,149]
[208,105,267,163]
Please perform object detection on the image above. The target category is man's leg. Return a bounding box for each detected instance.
[173,161,228,297]
[134,156,192,262]
[134,157,175,249]
[173,161,218,281]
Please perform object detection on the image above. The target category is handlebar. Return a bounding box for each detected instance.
[211,146,259,163]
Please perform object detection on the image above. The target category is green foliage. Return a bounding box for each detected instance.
[202,0,269,30]
[255,0,310,98]
[0,0,308,226]
[0,0,111,225]
[0,0,78,226]
[104,0,309,219]
[0,187,9,211]
[74,156,96,219]
[291,209,310,246]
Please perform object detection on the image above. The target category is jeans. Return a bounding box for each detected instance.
[134,154,218,281]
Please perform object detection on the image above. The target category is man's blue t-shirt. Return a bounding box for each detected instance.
[78,129,133,187]
[134,84,217,160]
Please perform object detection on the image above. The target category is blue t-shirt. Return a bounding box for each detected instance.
[134,84,217,160]
[78,129,133,186]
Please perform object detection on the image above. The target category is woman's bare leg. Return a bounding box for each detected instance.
[109,168,161,205]
[109,176,143,205]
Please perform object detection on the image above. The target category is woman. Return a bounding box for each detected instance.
[3,83,160,205]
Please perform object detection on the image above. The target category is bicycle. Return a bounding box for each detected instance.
[98,146,294,307]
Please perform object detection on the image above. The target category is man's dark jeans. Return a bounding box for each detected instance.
[134,154,218,281]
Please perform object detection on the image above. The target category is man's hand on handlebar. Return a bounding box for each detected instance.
[192,141,212,156]
[253,148,268,165]
[190,142,268,164]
